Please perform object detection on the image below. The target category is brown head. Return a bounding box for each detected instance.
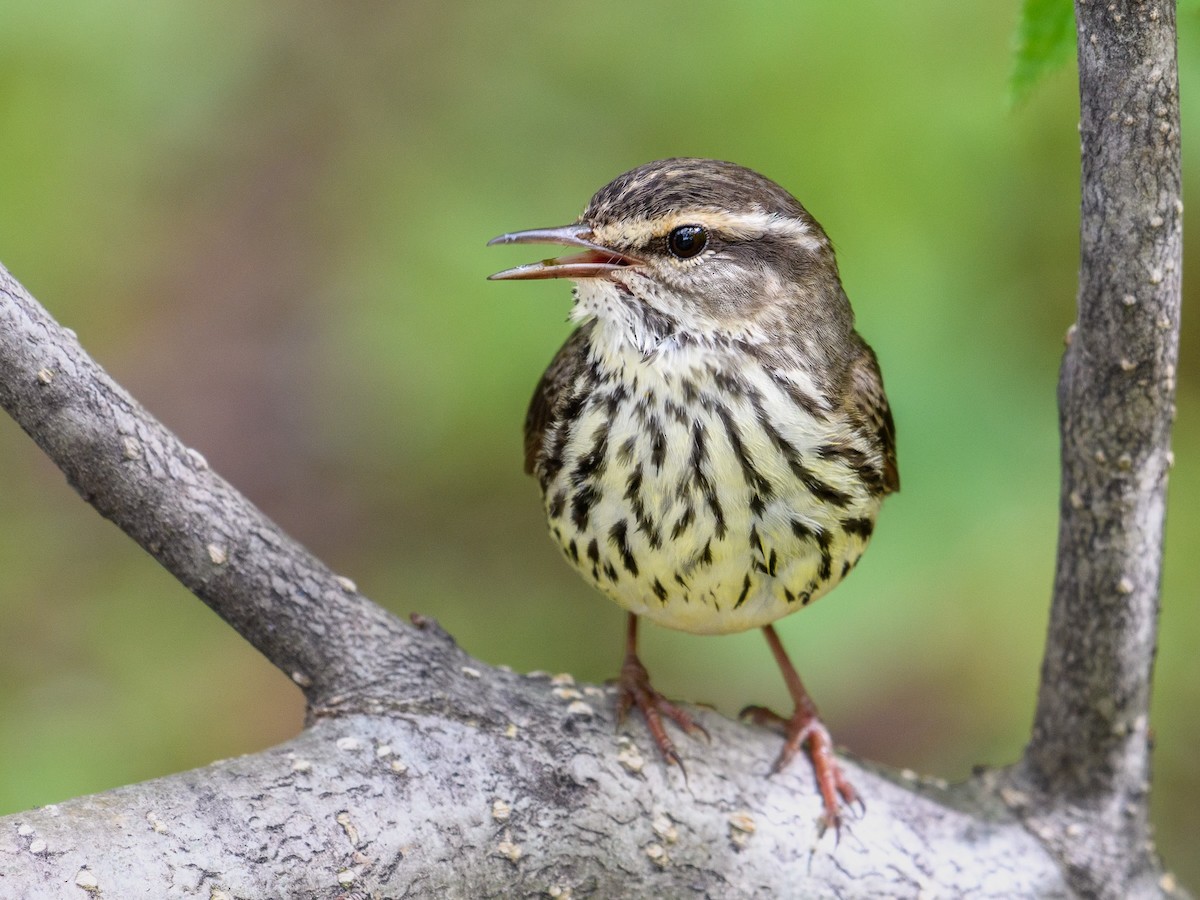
[489,158,856,368]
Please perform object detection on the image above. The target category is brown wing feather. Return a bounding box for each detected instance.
[844,339,899,495]
[524,323,593,476]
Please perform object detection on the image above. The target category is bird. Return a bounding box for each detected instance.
[488,158,898,829]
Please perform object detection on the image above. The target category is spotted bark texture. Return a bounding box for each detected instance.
[1007,3,1184,899]
[0,263,1075,898]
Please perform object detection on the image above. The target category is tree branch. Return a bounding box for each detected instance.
[1012,2,1182,898]
[2,693,1069,898]
[0,265,1081,897]
[0,264,415,709]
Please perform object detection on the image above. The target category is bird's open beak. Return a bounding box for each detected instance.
[487,223,641,281]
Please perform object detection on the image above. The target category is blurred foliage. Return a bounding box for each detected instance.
[0,0,1196,887]
[1010,0,1074,105]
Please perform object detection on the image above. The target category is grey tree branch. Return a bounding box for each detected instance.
[1008,2,1183,899]
[0,2,1187,894]
[0,260,1077,899]
[0,264,415,709]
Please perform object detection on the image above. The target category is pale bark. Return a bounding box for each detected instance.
[0,258,1071,898]
[1008,2,1183,898]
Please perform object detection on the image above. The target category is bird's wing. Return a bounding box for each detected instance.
[845,340,900,495]
[524,322,593,476]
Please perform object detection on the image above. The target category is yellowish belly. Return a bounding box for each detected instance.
[541,359,880,635]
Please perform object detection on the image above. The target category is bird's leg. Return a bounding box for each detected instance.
[741,624,859,832]
[616,613,708,767]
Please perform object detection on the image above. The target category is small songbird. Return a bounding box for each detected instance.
[488,158,898,828]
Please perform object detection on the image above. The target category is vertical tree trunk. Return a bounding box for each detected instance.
[1016,3,1182,898]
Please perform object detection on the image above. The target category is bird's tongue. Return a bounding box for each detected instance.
[546,249,628,267]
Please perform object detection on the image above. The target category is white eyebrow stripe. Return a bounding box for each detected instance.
[591,209,825,251]
[702,210,823,247]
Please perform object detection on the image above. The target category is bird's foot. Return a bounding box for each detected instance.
[740,704,860,835]
[617,651,708,770]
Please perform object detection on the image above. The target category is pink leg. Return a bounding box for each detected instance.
[741,625,859,833]
[616,614,708,768]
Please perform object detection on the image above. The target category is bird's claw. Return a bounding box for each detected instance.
[741,703,859,836]
[618,652,707,769]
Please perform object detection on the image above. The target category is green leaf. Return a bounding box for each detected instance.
[1010,0,1076,105]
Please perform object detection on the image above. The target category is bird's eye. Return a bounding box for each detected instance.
[667,224,708,260]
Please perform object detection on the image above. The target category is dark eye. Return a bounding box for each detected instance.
[667,224,707,260]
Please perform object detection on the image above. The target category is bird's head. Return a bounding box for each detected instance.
[489,158,852,353]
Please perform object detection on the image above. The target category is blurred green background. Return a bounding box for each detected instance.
[0,0,1196,886]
